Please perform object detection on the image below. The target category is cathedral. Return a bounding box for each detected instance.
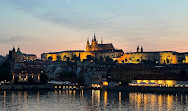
[86,34,124,58]
[86,33,115,52]
[41,34,124,61]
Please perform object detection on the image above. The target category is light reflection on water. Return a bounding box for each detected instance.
[0,90,188,111]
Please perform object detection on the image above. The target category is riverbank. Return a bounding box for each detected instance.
[106,86,188,94]
[0,84,54,90]
[2,85,188,94]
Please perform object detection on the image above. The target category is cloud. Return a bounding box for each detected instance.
[0,36,24,44]
[3,0,188,46]
[3,0,123,31]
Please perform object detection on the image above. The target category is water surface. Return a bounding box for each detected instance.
[0,90,188,111]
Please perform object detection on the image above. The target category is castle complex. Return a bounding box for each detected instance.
[115,46,188,64]
[41,34,124,61]
[86,33,115,52]
[41,34,188,64]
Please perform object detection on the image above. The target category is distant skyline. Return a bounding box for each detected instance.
[0,0,188,57]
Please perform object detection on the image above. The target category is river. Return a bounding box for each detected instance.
[0,90,188,111]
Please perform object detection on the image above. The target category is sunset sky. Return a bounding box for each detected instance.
[0,0,188,57]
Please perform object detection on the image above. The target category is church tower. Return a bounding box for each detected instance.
[101,37,103,44]
[141,46,143,52]
[12,46,15,53]
[17,46,20,52]
[91,33,98,51]
[93,33,96,41]
[86,38,91,51]
[9,46,16,60]
[137,45,140,52]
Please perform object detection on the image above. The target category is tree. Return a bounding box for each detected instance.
[178,56,186,63]
[48,56,53,61]
[114,60,118,63]
[105,56,113,64]
[59,71,77,79]
[99,56,104,63]
[40,74,48,84]
[14,76,19,84]
[121,60,125,63]
[125,59,128,63]
[93,58,99,63]
[78,76,85,85]
[66,57,70,62]
[0,60,11,81]
[137,59,140,62]
[180,69,186,77]
[70,71,77,79]
[166,58,170,64]
[86,55,94,61]
[28,76,36,84]
[71,55,80,62]
[56,56,62,61]
[63,55,66,61]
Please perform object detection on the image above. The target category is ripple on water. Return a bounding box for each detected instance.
[0,90,188,111]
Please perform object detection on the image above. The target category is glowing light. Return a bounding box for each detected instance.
[136,80,176,87]
[91,84,101,88]
[119,92,121,110]
[104,91,107,107]
[103,81,108,86]
[119,82,121,85]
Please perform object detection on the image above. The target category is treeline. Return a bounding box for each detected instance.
[0,60,11,81]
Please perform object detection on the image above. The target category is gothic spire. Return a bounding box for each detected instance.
[137,45,140,52]
[17,46,20,52]
[141,46,143,52]
[13,45,15,52]
[87,38,89,44]
[101,37,103,44]
[94,33,96,41]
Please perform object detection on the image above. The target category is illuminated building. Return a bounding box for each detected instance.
[79,62,108,87]
[41,34,188,64]
[41,34,124,61]
[8,46,37,63]
[41,50,95,61]
[129,74,188,87]
[115,46,188,64]
[12,67,45,83]
[86,33,123,53]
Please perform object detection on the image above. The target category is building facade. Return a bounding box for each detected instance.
[110,64,161,84]
[12,67,44,83]
[41,34,188,64]
[9,47,37,63]
[41,34,124,61]
[41,50,95,61]
[129,74,188,87]
[115,46,188,64]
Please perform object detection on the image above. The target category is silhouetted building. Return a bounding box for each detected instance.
[8,46,37,63]
[110,64,161,84]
